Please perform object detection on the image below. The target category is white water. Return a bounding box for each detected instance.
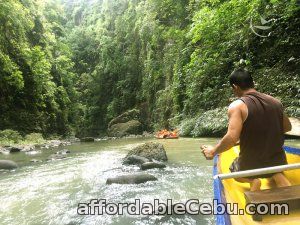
[1,137,299,225]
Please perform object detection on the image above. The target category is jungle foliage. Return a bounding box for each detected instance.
[0,0,299,137]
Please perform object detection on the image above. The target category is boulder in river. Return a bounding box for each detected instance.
[0,160,18,169]
[140,161,166,170]
[125,142,168,161]
[123,155,150,165]
[106,173,157,185]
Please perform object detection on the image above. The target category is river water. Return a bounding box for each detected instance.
[0,137,299,225]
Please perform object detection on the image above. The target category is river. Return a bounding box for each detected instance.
[0,137,300,225]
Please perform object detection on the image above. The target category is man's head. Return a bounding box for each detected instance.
[229,68,254,97]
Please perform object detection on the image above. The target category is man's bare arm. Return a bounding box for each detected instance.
[213,105,243,155]
[283,113,292,133]
[201,102,244,159]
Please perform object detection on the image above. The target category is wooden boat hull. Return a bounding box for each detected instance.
[214,146,300,225]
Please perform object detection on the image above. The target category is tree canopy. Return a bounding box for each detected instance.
[0,0,299,137]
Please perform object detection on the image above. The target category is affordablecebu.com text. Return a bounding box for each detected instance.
[77,199,289,216]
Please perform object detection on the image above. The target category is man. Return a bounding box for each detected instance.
[201,68,292,191]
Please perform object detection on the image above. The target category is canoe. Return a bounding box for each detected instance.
[213,145,300,225]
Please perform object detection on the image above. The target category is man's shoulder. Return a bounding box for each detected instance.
[258,92,282,105]
[229,99,245,110]
[228,100,248,121]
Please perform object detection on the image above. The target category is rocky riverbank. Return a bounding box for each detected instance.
[0,139,74,154]
[178,107,228,137]
[177,108,300,138]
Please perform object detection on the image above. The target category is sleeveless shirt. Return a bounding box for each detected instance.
[238,91,287,170]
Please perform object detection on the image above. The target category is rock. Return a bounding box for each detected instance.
[125,142,168,161]
[0,147,7,154]
[123,155,151,165]
[30,159,42,163]
[107,109,143,137]
[48,140,62,147]
[47,140,71,147]
[286,117,300,138]
[80,137,95,142]
[95,137,109,141]
[0,160,18,170]
[141,162,166,170]
[21,145,35,152]
[108,109,140,128]
[34,144,43,148]
[40,144,50,149]
[61,140,71,146]
[46,154,67,161]
[142,131,153,137]
[190,107,228,137]
[66,137,80,143]
[106,173,157,185]
[56,149,70,155]
[3,146,22,153]
[108,120,142,137]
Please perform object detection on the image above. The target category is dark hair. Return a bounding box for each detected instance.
[229,68,254,90]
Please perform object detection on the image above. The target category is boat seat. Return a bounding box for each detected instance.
[244,185,300,221]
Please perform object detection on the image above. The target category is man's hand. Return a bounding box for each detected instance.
[201,145,215,160]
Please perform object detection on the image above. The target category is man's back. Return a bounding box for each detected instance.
[239,91,287,170]
[202,68,292,191]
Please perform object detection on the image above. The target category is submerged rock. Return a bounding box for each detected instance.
[0,160,18,169]
[123,155,150,165]
[141,161,166,170]
[125,142,168,161]
[56,149,70,155]
[106,173,157,185]
[46,154,67,161]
